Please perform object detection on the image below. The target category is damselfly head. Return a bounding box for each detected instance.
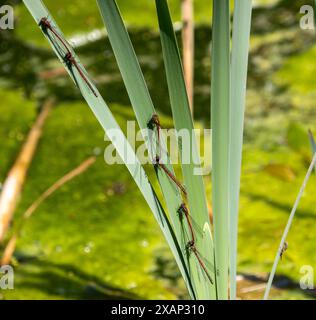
[64,52,75,64]
[151,114,160,126]
[177,203,185,215]
[39,17,50,28]
[147,114,160,130]
[177,205,185,221]
[186,240,195,250]
[177,203,188,215]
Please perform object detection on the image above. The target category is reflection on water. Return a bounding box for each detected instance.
[0,0,314,127]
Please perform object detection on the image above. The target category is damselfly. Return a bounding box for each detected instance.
[178,208,214,285]
[39,17,71,55]
[177,203,196,243]
[64,52,98,97]
[154,155,187,198]
[148,114,162,159]
[39,17,98,97]
[186,240,214,285]
[177,202,209,241]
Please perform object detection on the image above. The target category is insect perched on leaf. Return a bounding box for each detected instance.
[178,203,196,243]
[148,114,162,160]
[154,155,187,198]
[186,240,214,285]
[177,202,214,285]
[64,52,98,97]
[38,17,98,97]
[280,241,288,260]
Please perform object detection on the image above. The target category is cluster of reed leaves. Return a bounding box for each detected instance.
[212,0,252,300]
[23,0,190,292]
[23,0,252,300]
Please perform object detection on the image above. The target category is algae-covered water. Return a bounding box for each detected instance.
[0,0,316,299]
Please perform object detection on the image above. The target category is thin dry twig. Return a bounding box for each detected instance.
[263,152,316,300]
[181,0,194,114]
[0,98,55,241]
[1,156,96,266]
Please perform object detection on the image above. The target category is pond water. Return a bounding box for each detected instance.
[1,0,316,300]
[0,0,314,126]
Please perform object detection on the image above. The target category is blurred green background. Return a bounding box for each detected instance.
[1,0,316,300]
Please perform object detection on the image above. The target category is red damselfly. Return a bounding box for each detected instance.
[39,17,71,55]
[64,52,98,97]
[186,240,214,285]
[177,202,207,240]
[155,155,187,198]
[148,114,162,159]
[178,210,214,285]
[39,17,98,97]
[178,203,196,243]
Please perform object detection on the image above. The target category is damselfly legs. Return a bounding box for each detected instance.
[39,17,97,97]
